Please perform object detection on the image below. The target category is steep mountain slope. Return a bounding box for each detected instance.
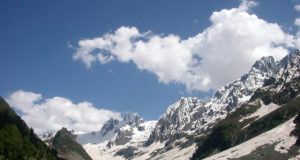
[51,128,92,160]
[0,97,60,160]
[192,49,300,159]
[204,117,299,160]
[147,55,278,144]
[139,54,281,159]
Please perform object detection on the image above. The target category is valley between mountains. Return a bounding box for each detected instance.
[1,49,300,160]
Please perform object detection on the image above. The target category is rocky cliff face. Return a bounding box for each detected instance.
[146,54,281,147]
[252,49,300,105]
[192,49,300,160]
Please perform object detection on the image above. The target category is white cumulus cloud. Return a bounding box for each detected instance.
[6,90,121,135]
[73,0,295,91]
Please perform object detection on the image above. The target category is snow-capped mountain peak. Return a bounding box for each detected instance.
[146,53,282,147]
[251,56,278,74]
[40,130,56,146]
[75,112,147,146]
[101,118,120,136]
[279,49,300,67]
[123,112,144,126]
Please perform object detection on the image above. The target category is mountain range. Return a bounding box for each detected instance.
[1,49,300,160]
[66,50,298,160]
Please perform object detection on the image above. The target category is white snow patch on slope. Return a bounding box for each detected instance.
[131,121,157,143]
[239,100,280,122]
[151,144,196,160]
[205,117,297,160]
[132,142,166,160]
[83,142,125,160]
[132,139,196,160]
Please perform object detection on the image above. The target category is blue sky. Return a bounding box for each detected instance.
[1,0,300,133]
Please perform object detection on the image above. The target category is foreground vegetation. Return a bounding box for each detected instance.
[0,97,60,160]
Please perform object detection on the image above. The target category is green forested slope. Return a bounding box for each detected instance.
[0,97,60,160]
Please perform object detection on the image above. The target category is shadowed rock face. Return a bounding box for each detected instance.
[279,49,300,68]
[115,147,138,159]
[52,128,92,160]
[102,118,120,136]
[252,56,278,74]
[124,113,144,126]
[114,129,134,145]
